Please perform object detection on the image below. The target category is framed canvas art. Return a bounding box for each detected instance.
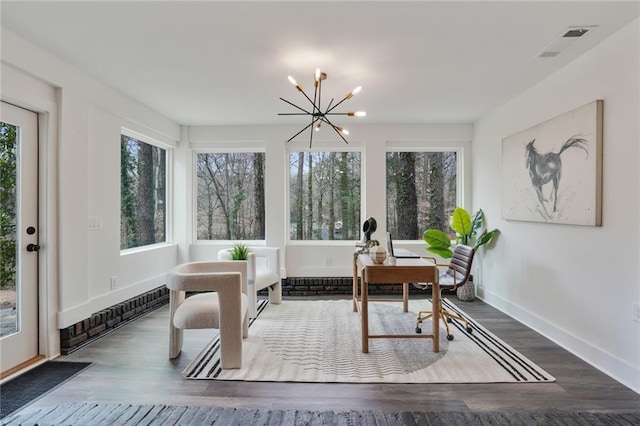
[501,100,603,226]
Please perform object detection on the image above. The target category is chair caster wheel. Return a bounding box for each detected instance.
[466,326,473,333]
[447,334,454,341]
[446,318,453,323]
[415,327,422,334]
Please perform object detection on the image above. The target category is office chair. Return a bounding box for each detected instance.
[414,244,475,341]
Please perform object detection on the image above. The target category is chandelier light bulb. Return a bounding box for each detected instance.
[336,126,349,135]
[314,69,327,86]
[315,123,321,131]
[345,85,362,100]
[288,75,303,92]
[347,111,367,117]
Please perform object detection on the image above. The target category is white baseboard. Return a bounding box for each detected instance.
[57,274,167,328]
[479,287,640,395]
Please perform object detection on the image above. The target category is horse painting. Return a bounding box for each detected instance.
[525,137,589,219]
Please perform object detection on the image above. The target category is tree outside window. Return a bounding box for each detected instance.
[0,123,17,293]
[386,151,457,239]
[289,151,361,241]
[120,135,166,249]
[196,152,265,240]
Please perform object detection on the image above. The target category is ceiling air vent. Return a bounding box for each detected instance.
[539,51,560,58]
[563,28,589,38]
[537,25,597,58]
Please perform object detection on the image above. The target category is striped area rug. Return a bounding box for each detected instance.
[183,299,555,383]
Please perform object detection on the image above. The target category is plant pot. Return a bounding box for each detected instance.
[456,275,475,301]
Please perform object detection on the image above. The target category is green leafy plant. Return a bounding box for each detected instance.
[230,243,250,260]
[423,207,499,258]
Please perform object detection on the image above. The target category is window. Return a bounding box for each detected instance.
[386,151,458,239]
[120,134,167,249]
[0,122,17,313]
[196,152,265,240]
[289,151,361,240]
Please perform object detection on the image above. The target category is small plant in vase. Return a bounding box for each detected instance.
[230,243,250,261]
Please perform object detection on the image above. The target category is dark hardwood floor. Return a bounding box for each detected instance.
[21,296,640,414]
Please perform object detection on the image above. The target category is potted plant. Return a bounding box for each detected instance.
[423,207,499,300]
[230,243,250,261]
[424,207,498,257]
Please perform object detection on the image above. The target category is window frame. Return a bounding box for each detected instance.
[120,128,172,254]
[192,147,267,243]
[385,143,465,241]
[286,143,364,244]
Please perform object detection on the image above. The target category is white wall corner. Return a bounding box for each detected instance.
[480,288,640,394]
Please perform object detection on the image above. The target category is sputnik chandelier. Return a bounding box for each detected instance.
[279,68,366,147]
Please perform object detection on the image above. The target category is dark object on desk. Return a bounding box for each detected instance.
[386,232,420,258]
[415,244,475,340]
[361,217,377,243]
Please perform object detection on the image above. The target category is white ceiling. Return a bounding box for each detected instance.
[2,1,639,126]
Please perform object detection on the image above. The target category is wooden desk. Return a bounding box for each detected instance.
[352,254,440,353]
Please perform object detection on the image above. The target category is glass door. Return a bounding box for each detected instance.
[0,101,39,375]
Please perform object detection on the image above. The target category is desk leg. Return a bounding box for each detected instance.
[432,282,440,353]
[362,278,369,353]
[352,259,358,312]
[402,282,409,312]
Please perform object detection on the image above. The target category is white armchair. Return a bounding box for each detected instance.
[218,246,282,317]
[166,261,249,369]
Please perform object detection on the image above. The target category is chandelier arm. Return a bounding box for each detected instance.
[312,80,320,117]
[329,123,349,145]
[323,116,349,144]
[325,95,351,114]
[280,97,312,114]
[326,98,335,112]
[317,78,322,117]
[297,87,317,109]
[286,121,315,143]
[309,116,317,149]
[317,116,333,125]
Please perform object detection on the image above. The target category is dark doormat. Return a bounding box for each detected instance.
[0,361,92,419]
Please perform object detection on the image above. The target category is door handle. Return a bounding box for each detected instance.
[26,244,40,252]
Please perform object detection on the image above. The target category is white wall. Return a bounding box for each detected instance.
[1,27,181,344]
[472,19,640,392]
[186,124,473,277]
